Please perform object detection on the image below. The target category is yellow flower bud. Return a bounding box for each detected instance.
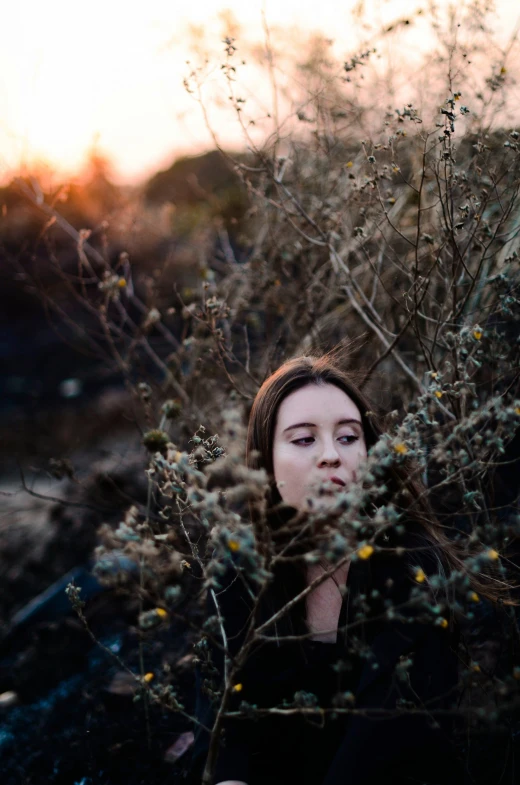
[118,278,127,288]
[434,390,443,399]
[415,568,426,583]
[357,544,374,560]
[143,672,154,683]
[470,592,480,602]
[228,539,240,552]
[155,608,168,619]
[487,549,499,561]
[394,442,408,455]
[233,683,243,692]
[473,329,482,340]
[346,161,353,168]
[439,618,448,629]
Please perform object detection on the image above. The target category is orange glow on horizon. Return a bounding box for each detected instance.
[0,0,518,186]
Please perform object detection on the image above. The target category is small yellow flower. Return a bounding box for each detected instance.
[358,544,374,560]
[181,559,191,570]
[143,672,154,683]
[394,442,408,455]
[473,329,482,340]
[387,197,396,205]
[228,539,240,552]
[439,618,449,629]
[471,663,481,673]
[232,683,243,692]
[392,164,400,173]
[434,390,443,399]
[346,161,354,168]
[155,608,168,620]
[415,568,426,584]
[487,549,499,561]
[470,592,480,603]
[117,277,127,288]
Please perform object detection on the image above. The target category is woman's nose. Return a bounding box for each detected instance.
[317,441,341,466]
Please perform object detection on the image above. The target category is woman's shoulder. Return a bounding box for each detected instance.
[361,520,459,632]
[379,519,448,578]
[205,559,257,625]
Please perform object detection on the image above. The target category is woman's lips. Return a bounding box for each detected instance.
[330,476,346,487]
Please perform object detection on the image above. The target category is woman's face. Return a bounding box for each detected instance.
[272,382,368,511]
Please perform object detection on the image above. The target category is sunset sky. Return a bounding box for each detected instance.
[1,0,518,185]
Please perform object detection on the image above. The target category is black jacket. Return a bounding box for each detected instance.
[191,525,467,785]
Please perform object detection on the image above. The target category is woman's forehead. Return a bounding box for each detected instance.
[276,383,362,427]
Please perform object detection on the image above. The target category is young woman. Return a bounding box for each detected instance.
[191,354,511,785]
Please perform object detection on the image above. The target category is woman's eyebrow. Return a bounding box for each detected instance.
[283,418,362,433]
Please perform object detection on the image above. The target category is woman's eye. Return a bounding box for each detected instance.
[339,435,358,444]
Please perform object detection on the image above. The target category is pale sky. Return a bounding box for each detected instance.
[1,0,518,185]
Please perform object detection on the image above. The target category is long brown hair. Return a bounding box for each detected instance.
[245,352,518,608]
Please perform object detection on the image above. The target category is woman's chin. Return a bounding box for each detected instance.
[303,491,338,512]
